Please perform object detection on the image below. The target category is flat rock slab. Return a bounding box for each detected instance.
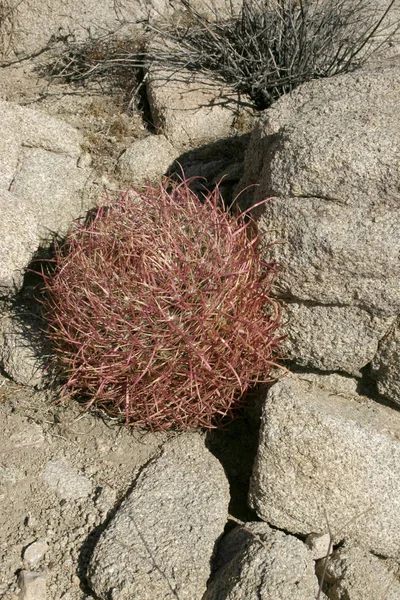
[146,59,238,150]
[249,375,400,559]
[88,433,230,600]
[0,100,93,248]
[0,100,83,186]
[10,146,91,240]
[204,521,319,600]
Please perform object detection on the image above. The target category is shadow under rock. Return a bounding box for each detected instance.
[358,363,400,412]
[0,244,58,388]
[166,133,251,206]
[205,384,271,524]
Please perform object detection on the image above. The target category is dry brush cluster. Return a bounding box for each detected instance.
[41,0,399,110]
[151,0,398,109]
[42,178,283,431]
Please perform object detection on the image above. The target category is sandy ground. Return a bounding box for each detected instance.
[0,379,170,598]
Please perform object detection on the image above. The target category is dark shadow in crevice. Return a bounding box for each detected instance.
[205,383,272,524]
[136,66,157,133]
[285,361,400,413]
[357,363,400,412]
[287,362,356,379]
[166,132,252,206]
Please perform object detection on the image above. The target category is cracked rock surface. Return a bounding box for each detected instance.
[88,433,230,600]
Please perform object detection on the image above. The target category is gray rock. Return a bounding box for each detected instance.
[23,540,48,568]
[10,147,92,242]
[316,543,400,600]
[117,135,178,185]
[249,376,400,558]
[241,60,400,209]
[0,305,50,387]
[204,522,319,600]
[146,59,238,150]
[371,317,400,406]
[281,302,394,374]
[17,571,46,600]
[253,196,400,316]
[0,100,93,246]
[88,433,230,600]
[238,58,400,374]
[42,458,93,501]
[305,532,332,561]
[0,100,83,179]
[0,189,38,295]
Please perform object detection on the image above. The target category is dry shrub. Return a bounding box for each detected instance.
[41,32,146,98]
[42,177,283,431]
[152,0,399,110]
[39,1,398,111]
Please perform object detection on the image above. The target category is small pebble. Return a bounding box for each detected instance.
[23,540,48,568]
[77,152,92,168]
[305,532,332,560]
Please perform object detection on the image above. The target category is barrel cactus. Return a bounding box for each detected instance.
[42,177,282,430]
